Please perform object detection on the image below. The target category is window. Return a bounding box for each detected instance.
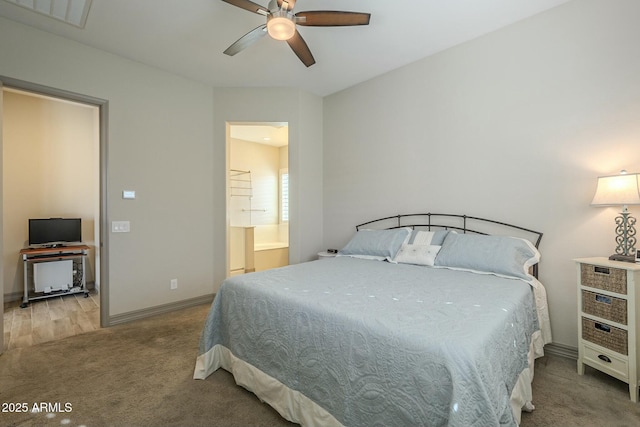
[280,168,289,223]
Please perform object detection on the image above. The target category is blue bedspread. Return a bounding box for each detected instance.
[196,257,539,426]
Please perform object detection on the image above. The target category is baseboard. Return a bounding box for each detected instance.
[107,294,214,326]
[544,342,578,360]
[3,291,23,303]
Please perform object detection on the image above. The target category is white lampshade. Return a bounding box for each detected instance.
[591,172,640,207]
[267,13,296,41]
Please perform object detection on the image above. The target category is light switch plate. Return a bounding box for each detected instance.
[112,221,130,233]
[123,190,136,199]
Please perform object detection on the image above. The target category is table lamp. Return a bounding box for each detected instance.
[591,170,640,262]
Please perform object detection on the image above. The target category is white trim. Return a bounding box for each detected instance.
[109,294,213,326]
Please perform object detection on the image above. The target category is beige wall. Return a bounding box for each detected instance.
[2,90,98,297]
[213,88,323,290]
[323,0,640,348]
[229,138,281,227]
[279,146,289,170]
[0,17,324,318]
[0,16,216,317]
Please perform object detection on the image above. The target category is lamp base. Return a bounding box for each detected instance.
[608,254,636,263]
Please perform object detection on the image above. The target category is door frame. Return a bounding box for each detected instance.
[0,76,110,351]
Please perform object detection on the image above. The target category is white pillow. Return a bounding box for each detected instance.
[394,244,441,266]
[411,231,434,245]
[409,230,450,245]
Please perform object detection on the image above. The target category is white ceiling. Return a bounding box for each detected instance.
[230,122,289,147]
[0,0,571,96]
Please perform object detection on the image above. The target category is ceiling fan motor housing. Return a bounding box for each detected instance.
[268,0,290,12]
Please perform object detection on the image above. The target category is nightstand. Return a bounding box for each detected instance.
[575,257,640,402]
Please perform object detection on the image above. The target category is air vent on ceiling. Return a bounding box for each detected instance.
[4,0,92,28]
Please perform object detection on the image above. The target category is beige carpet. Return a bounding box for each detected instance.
[0,304,293,427]
[521,353,640,426]
[1,302,639,427]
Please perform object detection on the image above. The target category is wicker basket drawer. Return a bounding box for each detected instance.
[580,264,627,294]
[582,317,628,355]
[582,290,627,325]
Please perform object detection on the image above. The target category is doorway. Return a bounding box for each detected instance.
[227,122,289,277]
[0,77,108,353]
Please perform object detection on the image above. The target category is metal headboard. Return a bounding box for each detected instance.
[355,213,543,278]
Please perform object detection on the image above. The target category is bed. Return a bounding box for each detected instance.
[194,213,552,426]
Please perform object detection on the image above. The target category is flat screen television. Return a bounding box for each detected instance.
[28,218,82,247]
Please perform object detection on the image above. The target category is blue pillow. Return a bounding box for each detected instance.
[338,228,411,261]
[434,232,540,280]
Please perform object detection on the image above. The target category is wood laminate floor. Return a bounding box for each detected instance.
[2,291,100,352]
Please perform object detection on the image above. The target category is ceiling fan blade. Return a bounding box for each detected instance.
[286,30,315,67]
[223,24,267,56]
[277,0,296,10]
[295,11,371,27]
[222,0,269,15]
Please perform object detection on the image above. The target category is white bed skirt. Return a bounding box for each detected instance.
[194,329,545,427]
[194,343,342,426]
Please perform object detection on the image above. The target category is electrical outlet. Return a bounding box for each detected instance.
[170,279,178,290]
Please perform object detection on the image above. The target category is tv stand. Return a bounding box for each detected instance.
[19,245,90,308]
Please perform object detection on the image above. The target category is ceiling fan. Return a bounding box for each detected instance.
[221,0,371,67]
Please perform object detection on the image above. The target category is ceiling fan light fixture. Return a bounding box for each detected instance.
[267,12,295,41]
